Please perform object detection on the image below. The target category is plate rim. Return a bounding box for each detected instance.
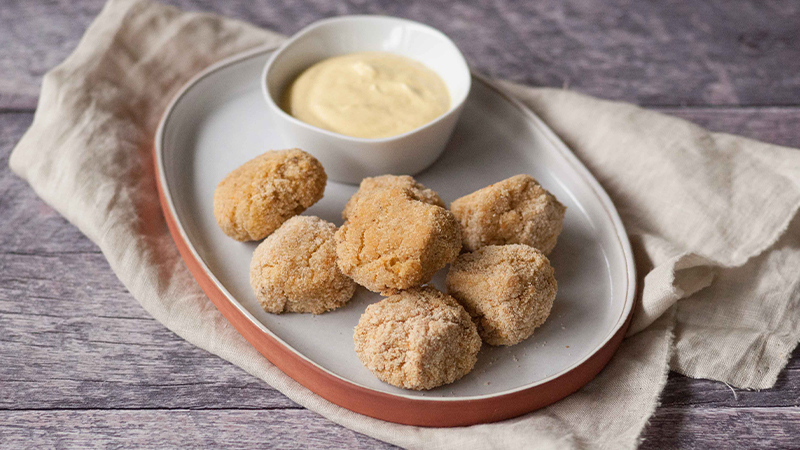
[153,44,636,425]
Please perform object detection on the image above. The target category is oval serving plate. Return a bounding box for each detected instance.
[154,45,635,427]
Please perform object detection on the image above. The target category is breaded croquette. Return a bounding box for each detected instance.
[342,174,444,220]
[354,287,481,390]
[335,187,461,294]
[250,216,356,314]
[446,244,557,346]
[450,174,565,254]
[214,149,326,241]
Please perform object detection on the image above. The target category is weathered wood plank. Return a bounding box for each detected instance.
[656,107,800,150]
[1,0,799,110]
[1,252,798,411]
[0,252,298,410]
[4,249,797,411]
[0,410,397,449]
[640,407,800,450]
[2,106,799,253]
[0,408,796,449]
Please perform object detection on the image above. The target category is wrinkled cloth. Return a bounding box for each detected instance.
[10,0,800,448]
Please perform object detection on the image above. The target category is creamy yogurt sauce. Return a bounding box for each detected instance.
[282,52,450,139]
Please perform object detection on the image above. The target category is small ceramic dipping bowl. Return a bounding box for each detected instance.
[262,16,471,184]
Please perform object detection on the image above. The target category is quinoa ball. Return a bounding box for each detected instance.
[342,174,444,220]
[214,149,326,241]
[250,216,356,314]
[446,244,557,346]
[450,174,566,254]
[335,187,462,294]
[354,287,481,390]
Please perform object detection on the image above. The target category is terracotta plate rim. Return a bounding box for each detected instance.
[154,44,636,403]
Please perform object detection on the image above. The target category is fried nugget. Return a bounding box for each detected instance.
[250,216,356,314]
[446,244,557,346]
[342,174,444,220]
[214,149,326,241]
[335,188,461,294]
[354,287,481,390]
[450,174,566,254]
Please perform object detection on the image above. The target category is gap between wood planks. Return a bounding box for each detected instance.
[0,406,304,411]
[5,106,800,115]
[0,405,796,412]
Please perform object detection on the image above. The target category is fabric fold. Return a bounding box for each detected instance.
[627,252,714,335]
[10,0,800,448]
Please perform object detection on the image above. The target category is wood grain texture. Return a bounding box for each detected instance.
[655,107,800,149]
[1,0,799,110]
[0,410,395,449]
[1,409,797,450]
[2,105,799,448]
[642,408,800,449]
[2,0,800,447]
[658,358,800,409]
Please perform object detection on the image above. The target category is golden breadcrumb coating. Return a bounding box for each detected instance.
[250,216,356,314]
[450,174,566,254]
[335,187,462,294]
[446,244,557,346]
[342,175,444,220]
[353,287,481,390]
[214,149,326,241]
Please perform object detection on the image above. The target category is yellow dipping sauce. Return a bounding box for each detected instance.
[282,52,450,139]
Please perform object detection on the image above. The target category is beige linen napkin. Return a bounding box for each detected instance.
[10,0,800,448]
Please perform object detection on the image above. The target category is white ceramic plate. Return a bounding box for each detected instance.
[155,45,635,426]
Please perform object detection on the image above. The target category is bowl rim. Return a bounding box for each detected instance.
[261,14,472,143]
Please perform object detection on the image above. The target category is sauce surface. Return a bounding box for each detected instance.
[283,52,450,139]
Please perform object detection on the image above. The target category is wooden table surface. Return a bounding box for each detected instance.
[2,1,799,448]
